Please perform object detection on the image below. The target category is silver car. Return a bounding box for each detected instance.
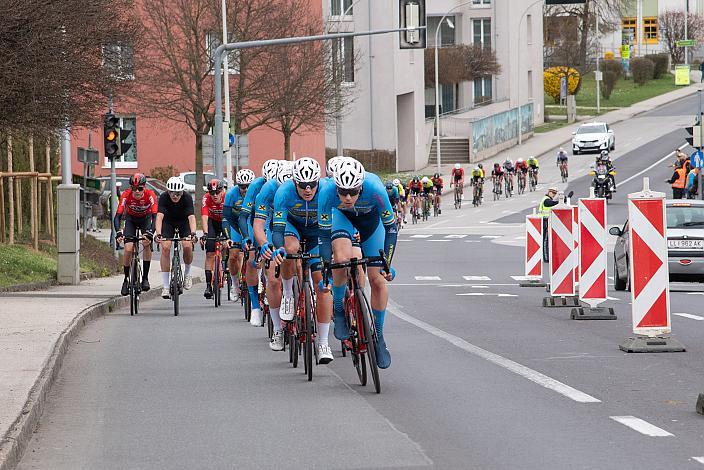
[610,200,704,290]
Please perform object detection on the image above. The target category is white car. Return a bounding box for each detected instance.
[179,171,215,195]
[572,122,615,155]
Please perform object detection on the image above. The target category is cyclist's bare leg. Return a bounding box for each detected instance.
[141,239,152,262]
[331,237,353,288]
[123,242,135,270]
[205,252,215,272]
[227,247,241,278]
[245,248,258,288]
[160,240,172,273]
[182,242,194,265]
[312,269,332,324]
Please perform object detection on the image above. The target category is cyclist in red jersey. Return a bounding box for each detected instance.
[431,172,443,214]
[200,179,229,299]
[114,173,157,296]
[450,163,464,198]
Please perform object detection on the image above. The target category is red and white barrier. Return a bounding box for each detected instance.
[525,214,543,279]
[627,182,671,336]
[549,205,575,296]
[573,206,580,284]
[578,198,607,308]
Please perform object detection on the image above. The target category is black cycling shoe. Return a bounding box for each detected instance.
[204,285,213,299]
[120,279,129,296]
[141,278,151,292]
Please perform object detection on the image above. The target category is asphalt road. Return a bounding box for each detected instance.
[17,95,704,469]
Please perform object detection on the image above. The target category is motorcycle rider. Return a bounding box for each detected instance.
[596,151,616,191]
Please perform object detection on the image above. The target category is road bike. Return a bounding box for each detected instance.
[202,235,229,307]
[472,179,483,207]
[161,229,190,317]
[432,188,441,217]
[421,193,431,221]
[325,250,390,394]
[559,161,569,183]
[410,194,419,224]
[241,249,251,322]
[453,184,462,209]
[517,171,526,195]
[504,172,514,198]
[492,177,502,201]
[528,167,538,191]
[124,231,147,316]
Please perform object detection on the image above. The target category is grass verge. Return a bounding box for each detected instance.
[534,121,572,133]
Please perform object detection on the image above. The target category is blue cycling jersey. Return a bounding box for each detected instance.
[223,186,246,236]
[237,176,266,245]
[272,179,325,249]
[386,186,399,206]
[318,172,397,265]
[254,180,279,221]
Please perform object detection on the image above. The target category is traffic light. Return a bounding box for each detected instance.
[119,125,132,156]
[685,124,702,148]
[104,114,120,160]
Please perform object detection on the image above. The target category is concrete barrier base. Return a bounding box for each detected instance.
[542,296,579,307]
[619,336,686,353]
[570,306,617,320]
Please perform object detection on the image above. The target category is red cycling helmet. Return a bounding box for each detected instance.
[130,173,147,188]
[207,178,225,193]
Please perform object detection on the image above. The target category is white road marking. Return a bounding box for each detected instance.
[445,234,467,239]
[620,144,686,187]
[463,276,492,281]
[389,283,519,287]
[457,293,518,298]
[609,416,673,437]
[428,239,452,242]
[687,292,704,296]
[481,235,501,239]
[511,275,543,281]
[415,276,441,281]
[411,234,432,238]
[608,276,614,280]
[471,285,490,289]
[498,294,518,297]
[387,300,601,403]
[674,313,704,321]
[457,293,485,296]
[501,210,511,214]
[464,240,481,243]
[606,296,620,301]
[692,457,704,465]
[515,236,526,240]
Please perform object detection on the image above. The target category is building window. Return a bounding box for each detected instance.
[472,19,491,49]
[104,116,137,168]
[331,0,353,16]
[206,32,239,74]
[333,37,355,83]
[473,77,492,105]
[527,70,533,100]
[472,0,491,5]
[102,43,134,80]
[527,14,533,45]
[427,16,456,47]
[622,17,658,45]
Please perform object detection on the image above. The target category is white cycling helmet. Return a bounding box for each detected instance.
[334,159,365,189]
[392,178,400,186]
[505,158,512,164]
[473,165,480,171]
[276,161,293,185]
[236,168,255,185]
[517,158,524,163]
[421,176,430,184]
[166,176,185,192]
[292,157,321,183]
[262,159,279,181]
[326,156,347,177]
[454,163,461,170]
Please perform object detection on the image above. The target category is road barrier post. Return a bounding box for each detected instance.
[619,178,684,352]
[571,197,617,320]
[543,203,579,307]
[572,205,580,285]
[520,214,547,287]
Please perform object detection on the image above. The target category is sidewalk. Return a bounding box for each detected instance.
[423,83,703,195]
[0,261,204,470]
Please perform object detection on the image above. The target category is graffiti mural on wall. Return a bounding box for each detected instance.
[472,103,534,155]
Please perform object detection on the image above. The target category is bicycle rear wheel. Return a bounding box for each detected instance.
[172,267,181,317]
[129,258,137,316]
[303,282,314,382]
[243,279,251,322]
[356,289,380,394]
[213,261,221,308]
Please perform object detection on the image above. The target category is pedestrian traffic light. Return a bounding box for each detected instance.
[685,124,702,148]
[104,113,121,160]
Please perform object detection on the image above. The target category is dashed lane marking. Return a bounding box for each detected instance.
[389,283,520,287]
[497,294,518,297]
[464,240,481,243]
[428,239,452,242]
[687,292,704,296]
[692,457,704,465]
[411,234,432,238]
[515,236,526,240]
[674,313,704,321]
[445,234,467,239]
[471,285,490,289]
[387,300,601,403]
[457,293,518,298]
[609,416,674,437]
[463,276,492,281]
[457,293,485,296]
[414,276,441,281]
[481,235,501,239]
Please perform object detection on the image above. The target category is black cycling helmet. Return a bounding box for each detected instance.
[129,173,147,188]
[207,178,225,193]
[478,163,483,169]
[385,180,393,189]
[412,176,420,182]
[493,162,500,168]
[433,173,440,179]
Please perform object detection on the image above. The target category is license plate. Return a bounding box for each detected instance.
[668,239,704,249]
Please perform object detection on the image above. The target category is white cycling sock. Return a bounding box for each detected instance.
[270,307,282,332]
[162,271,170,287]
[184,264,191,275]
[317,322,330,347]
[282,277,294,298]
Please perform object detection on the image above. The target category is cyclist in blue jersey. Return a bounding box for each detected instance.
[237,159,280,326]
[270,157,334,364]
[223,169,253,301]
[318,159,397,369]
[256,161,292,351]
[325,155,347,182]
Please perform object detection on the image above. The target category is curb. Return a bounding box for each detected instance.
[0,277,201,470]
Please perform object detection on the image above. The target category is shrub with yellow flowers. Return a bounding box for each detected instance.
[543,66,581,103]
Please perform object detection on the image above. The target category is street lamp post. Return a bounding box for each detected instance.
[434,1,473,175]
[516,0,544,146]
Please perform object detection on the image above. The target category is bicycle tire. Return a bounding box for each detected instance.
[129,257,137,316]
[356,290,380,393]
[214,261,221,308]
[353,338,367,386]
[243,281,251,322]
[304,282,314,382]
[291,278,301,369]
[266,307,273,338]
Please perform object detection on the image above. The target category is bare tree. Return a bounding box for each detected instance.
[0,0,139,136]
[424,45,501,86]
[262,0,352,160]
[659,10,704,65]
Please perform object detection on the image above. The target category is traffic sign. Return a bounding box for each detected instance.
[229,133,235,147]
[691,150,704,169]
[676,39,696,47]
[524,215,543,279]
[77,147,100,165]
[72,174,101,191]
[549,206,575,297]
[578,198,607,307]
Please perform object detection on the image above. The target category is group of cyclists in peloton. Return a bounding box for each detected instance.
[113,156,397,371]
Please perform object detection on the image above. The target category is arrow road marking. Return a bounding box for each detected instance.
[610,416,674,437]
[388,300,601,403]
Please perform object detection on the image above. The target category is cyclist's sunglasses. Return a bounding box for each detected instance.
[208,189,220,195]
[168,190,182,197]
[238,184,249,190]
[132,186,145,192]
[297,181,318,190]
[337,186,361,197]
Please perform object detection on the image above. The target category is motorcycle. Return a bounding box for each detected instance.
[590,164,615,202]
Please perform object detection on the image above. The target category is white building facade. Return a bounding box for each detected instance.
[323,0,545,171]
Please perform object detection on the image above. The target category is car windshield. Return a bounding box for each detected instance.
[666,205,704,228]
[577,125,606,134]
[148,179,168,193]
[183,173,214,186]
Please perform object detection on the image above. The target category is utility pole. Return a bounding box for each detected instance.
[222,0,233,184]
[699,90,703,200]
[685,0,690,66]
[108,95,119,257]
[595,0,601,114]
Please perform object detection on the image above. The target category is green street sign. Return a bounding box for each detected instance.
[72,175,101,191]
[676,39,696,47]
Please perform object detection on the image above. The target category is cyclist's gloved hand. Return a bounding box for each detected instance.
[144,230,154,242]
[189,232,197,242]
[260,244,273,260]
[200,233,208,246]
[273,248,286,266]
[154,233,163,243]
[115,230,124,241]
[382,266,396,282]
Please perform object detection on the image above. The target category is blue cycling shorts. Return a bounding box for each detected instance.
[331,208,385,267]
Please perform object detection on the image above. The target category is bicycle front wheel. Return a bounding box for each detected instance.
[213,261,221,308]
[304,282,314,382]
[356,289,380,394]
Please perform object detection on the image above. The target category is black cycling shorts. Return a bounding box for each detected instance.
[206,219,228,253]
[124,215,152,239]
[162,220,191,239]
